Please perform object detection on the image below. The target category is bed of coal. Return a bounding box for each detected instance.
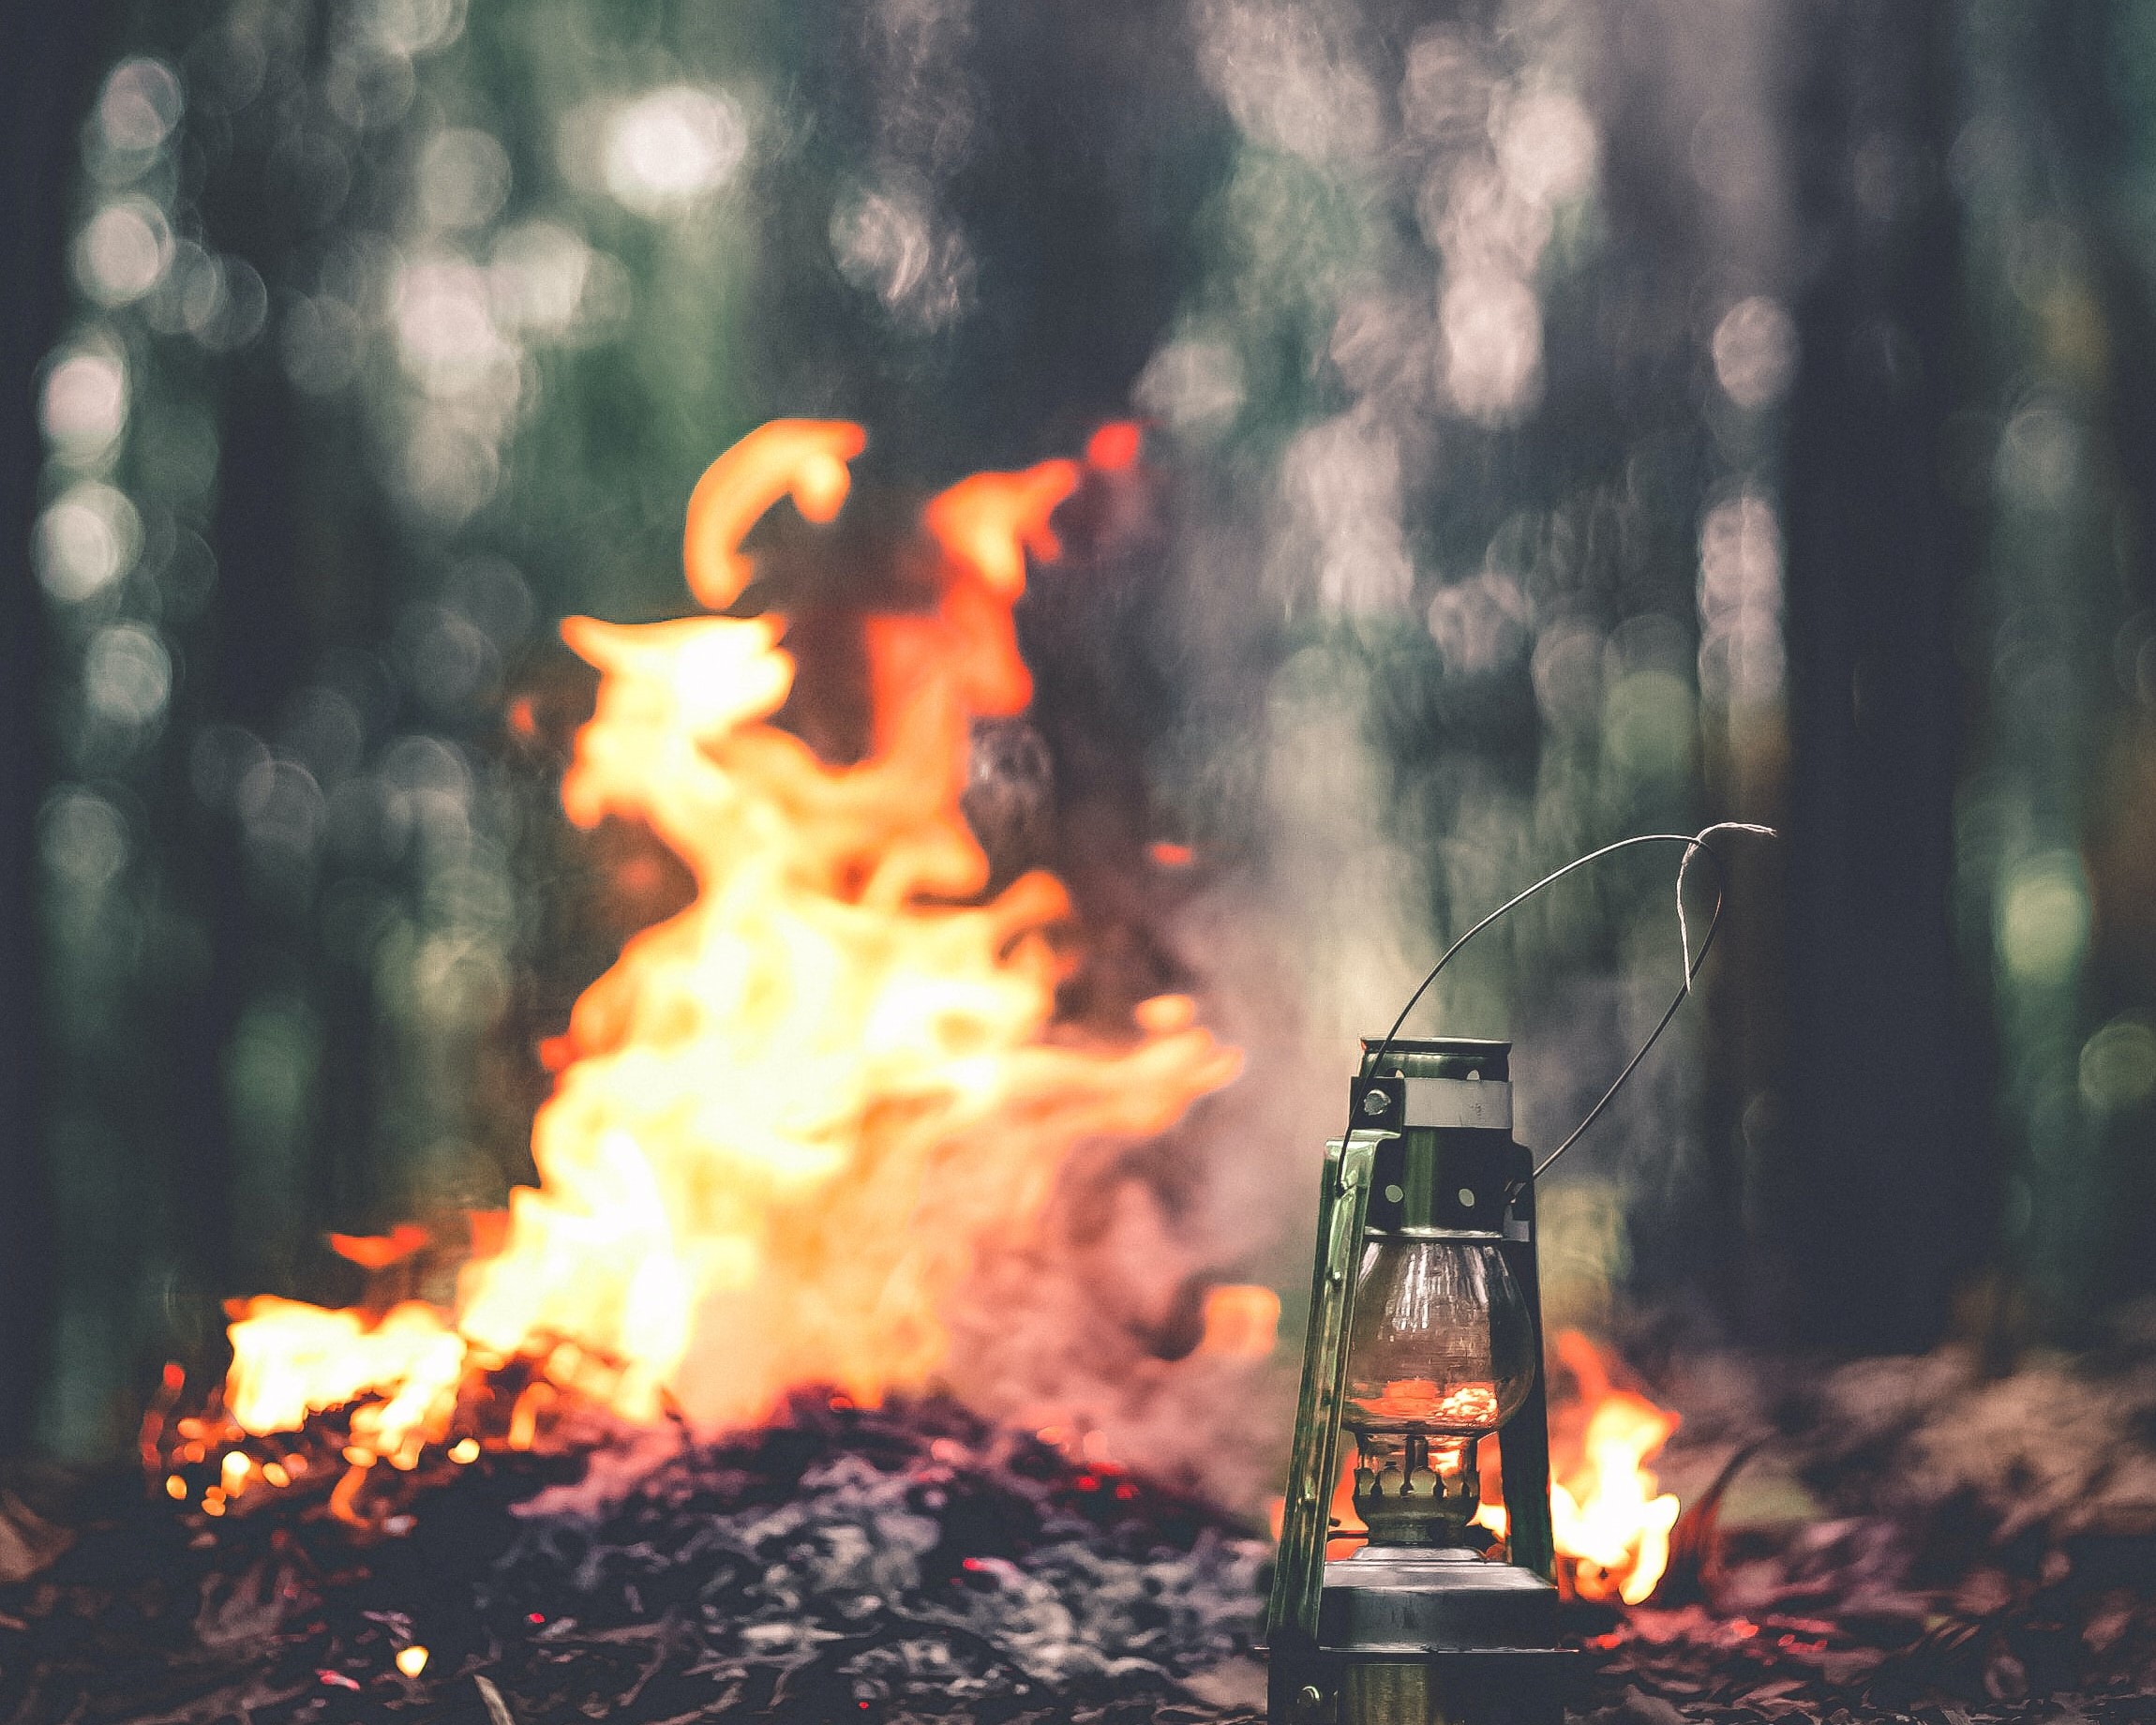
[8,1326,2156,1725]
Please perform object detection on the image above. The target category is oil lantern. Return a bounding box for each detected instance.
[1265,1037,1575,1725]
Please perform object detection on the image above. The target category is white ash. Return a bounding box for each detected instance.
[479,1412,1270,1718]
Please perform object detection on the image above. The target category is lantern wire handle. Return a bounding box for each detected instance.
[1350,822,1776,1188]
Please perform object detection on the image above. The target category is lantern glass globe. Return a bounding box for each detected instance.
[1341,1239,1535,1436]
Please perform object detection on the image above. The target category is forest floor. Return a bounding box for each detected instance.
[5,1324,2156,1724]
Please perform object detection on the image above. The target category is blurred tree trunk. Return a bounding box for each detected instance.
[1774,3,1997,1353]
[0,7,123,1456]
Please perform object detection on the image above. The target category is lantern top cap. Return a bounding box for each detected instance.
[1358,1038,1509,1082]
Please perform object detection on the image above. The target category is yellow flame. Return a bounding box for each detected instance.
[221,420,1238,1455]
[1550,1392,1682,1604]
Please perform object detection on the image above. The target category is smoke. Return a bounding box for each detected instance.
[1193,0,1384,167]
[831,0,981,332]
[943,0,1810,1504]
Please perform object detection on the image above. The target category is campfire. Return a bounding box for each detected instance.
[197,418,1238,1493]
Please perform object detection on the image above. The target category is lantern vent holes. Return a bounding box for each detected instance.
[1352,823,1775,1191]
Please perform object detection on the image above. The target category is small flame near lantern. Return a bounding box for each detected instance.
[1473,1329,1681,1605]
[210,418,1240,1472]
[1544,1328,1682,1605]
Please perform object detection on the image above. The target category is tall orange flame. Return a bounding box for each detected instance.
[224,420,1240,1462]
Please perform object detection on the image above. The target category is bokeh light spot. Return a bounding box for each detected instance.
[97,58,184,155]
[236,758,328,862]
[34,481,141,603]
[359,0,467,57]
[1428,571,1529,677]
[1496,87,1596,207]
[1441,270,1541,424]
[83,622,172,728]
[1712,296,1799,411]
[40,350,128,458]
[38,788,130,895]
[1996,404,2082,510]
[1997,854,2089,987]
[394,258,510,390]
[1698,494,1786,705]
[74,199,173,305]
[599,86,746,218]
[489,221,621,337]
[2080,1018,2156,1114]
[417,128,511,231]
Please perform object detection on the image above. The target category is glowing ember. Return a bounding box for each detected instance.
[1473,1329,1681,1604]
[220,418,1238,1459]
[327,1224,429,1269]
[1195,1284,1281,1358]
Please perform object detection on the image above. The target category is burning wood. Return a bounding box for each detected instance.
[1568,1325,2156,1721]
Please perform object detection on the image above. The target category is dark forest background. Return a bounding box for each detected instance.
[6,0,2156,1465]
